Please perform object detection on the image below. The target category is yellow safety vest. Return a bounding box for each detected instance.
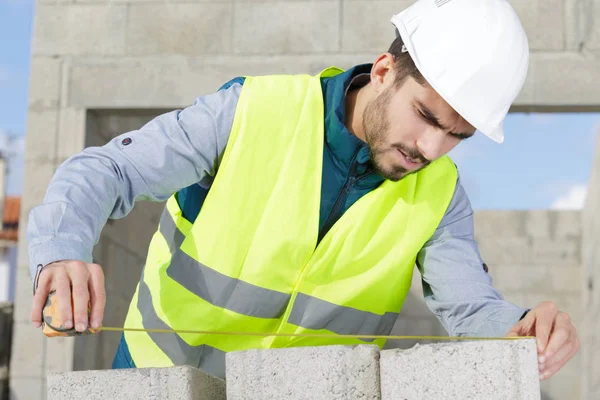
[123,67,458,378]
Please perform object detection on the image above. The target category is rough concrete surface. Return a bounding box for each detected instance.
[380,339,541,400]
[226,344,381,400]
[46,365,226,400]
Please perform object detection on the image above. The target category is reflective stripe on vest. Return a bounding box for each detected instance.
[124,67,458,377]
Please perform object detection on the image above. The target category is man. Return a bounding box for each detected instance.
[29,0,579,381]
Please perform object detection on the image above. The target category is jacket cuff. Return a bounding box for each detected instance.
[28,238,93,286]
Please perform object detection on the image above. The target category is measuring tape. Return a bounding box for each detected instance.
[42,292,533,340]
[96,326,534,341]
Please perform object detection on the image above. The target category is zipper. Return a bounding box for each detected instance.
[317,151,373,242]
[270,151,375,347]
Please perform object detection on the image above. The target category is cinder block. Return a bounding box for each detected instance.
[12,266,37,325]
[68,54,374,108]
[342,0,413,52]
[32,5,127,56]
[233,1,340,54]
[476,236,533,264]
[226,345,381,399]
[20,160,58,220]
[586,0,600,50]
[511,0,565,51]
[28,57,62,111]
[126,4,232,56]
[547,265,583,293]
[56,107,86,161]
[531,53,600,105]
[45,336,75,375]
[9,322,44,379]
[24,109,59,163]
[47,366,226,400]
[474,211,528,237]
[380,339,540,400]
[10,377,45,400]
[531,236,580,265]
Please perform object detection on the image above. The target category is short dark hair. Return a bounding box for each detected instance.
[387,33,426,87]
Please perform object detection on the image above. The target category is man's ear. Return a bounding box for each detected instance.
[370,53,396,93]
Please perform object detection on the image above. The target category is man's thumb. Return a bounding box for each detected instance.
[505,323,522,338]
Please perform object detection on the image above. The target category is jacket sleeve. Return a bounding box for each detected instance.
[27,83,243,282]
[416,174,529,337]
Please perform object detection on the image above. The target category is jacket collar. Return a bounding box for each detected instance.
[321,64,384,185]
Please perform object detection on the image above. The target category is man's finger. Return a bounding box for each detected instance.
[54,272,73,330]
[505,323,523,338]
[534,302,558,353]
[69,266,90,332]
[540,312,571,363]
[540,340,578,381]
[88,264,106,329]
[541,331,575,373]
[30,272,51,327]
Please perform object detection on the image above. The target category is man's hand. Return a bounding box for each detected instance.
[31,260,106,332]
[506,301,579,381]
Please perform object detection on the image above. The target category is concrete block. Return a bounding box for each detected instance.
[528,211,581,239]
[488,264,549,293]
[531,236,580,265]
[24,109,59,163]
[564,0,585,50]
[77,0,230,2]
[476,236,533,264]
[126,4,232,56]
[593,333,600,390]
[20,160,58,218]
[68,54,375,108]
[9,377,44,400]
[511,0,565,51]
[45,337,75,375]
[473,210,581,239]
[514,61,536,105]
[56,107,86,160]
[547,265,583,294]
[586,0,600,50]
[342,1,413,52]
[12,267,36,325]
[539,352,581,400]
[32,5,127,56]
[380,339,540,400]
[47,366,226,400]
[474,211,529,237]
[9,322,44,379]
[493,263,580,295]
[233,1,340,54]
[384,318,442,350]
[28,57,62,111]
[226,345,381,399]
[531,52,600,105]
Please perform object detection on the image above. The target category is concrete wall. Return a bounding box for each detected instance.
[72,110,166,372]
[582,127,600,400]
[474,211,583,400]
[13,0,600,398]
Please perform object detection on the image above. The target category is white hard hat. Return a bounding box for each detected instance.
[390,0,529,143]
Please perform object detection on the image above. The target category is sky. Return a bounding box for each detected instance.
[1,0,599,209]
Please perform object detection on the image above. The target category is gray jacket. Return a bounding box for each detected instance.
[27,81,528,337]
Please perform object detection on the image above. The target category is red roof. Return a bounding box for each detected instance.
[0,197,20,241]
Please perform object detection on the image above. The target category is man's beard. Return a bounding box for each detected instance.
[362,87,430,182]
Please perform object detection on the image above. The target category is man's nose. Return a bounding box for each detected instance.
[416,128,446,161]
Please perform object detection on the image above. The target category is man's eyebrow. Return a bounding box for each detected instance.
[415,99,474,138]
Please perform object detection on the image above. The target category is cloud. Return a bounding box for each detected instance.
[551,184,587,210]
[0,129,24,195]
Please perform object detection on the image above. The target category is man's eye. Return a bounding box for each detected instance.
[450,132,471,140]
